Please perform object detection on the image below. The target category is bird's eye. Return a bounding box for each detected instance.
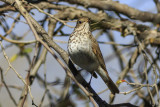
[78,21,82,24]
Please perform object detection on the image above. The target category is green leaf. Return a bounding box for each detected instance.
[23,48,32,53]
[10,54,18,62]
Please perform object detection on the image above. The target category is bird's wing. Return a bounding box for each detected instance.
[90,34,107,72]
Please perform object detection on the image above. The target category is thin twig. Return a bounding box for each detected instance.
[0,34,36,44]
[0,67,17,106]
[30,3,74,28]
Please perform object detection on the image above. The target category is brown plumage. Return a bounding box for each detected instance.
[68,17,119,94]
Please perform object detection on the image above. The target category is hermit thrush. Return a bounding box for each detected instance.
[68,17,119,94]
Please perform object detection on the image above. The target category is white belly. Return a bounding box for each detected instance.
[68,35,99,71]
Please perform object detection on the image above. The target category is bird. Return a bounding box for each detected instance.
[68,17,119,95]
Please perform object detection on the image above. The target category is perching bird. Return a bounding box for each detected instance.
[68,17,119,95]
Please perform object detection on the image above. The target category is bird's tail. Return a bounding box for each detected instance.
[96,67,119,95]
[106,75,119,95]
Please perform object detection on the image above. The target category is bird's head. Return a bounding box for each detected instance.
[75,17,91,31]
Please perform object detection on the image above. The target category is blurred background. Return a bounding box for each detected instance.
[0,0,160,107]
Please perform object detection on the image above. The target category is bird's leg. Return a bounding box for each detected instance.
[88,73,93,85]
